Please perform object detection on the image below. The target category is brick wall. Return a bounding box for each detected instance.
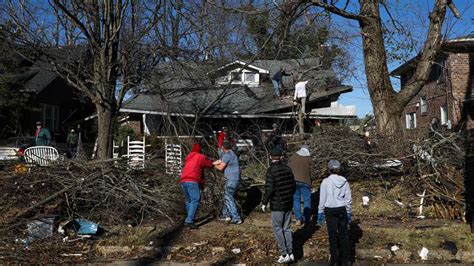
[402,52,473,133]
[403,81,447,132]
[447,53,471,129]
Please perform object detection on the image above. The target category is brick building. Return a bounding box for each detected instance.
[391,33,474,134]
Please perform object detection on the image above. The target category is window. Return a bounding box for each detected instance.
[244,72,257,83]
[42,104,59,131]
[406,112,416,129]
[420,96,427,114]
[217,69,260,86]
[231,72,242,83]
[440,106,448,125]
[217,75,230,84]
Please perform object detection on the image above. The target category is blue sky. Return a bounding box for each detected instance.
[334,0,474,117]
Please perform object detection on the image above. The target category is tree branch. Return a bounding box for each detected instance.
[397,0,451,106]
[309,0,368,22]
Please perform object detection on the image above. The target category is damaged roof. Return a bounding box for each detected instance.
[123,58,352,117]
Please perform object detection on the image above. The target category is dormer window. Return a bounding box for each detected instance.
[217,68,259,87]
[210,60,269,88]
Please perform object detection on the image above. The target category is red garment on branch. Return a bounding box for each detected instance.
[217,131,227,149]
[180,151,213,184]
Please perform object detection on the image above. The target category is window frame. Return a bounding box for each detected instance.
[405,112,417,129]
[420,95,427,115]
[440,105,448,125]
[217,68,260,87]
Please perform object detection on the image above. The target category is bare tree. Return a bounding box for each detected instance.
[304,0,461,136]
[1,0,162,159]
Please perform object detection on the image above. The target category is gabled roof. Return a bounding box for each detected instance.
[24,68,59,93]
[209,60,269,74]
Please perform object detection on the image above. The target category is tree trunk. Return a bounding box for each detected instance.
[298,110,304,134]
[359,0,404,136]
[96,104,114,160]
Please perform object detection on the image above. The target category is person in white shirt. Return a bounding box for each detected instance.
[294,80,309,114]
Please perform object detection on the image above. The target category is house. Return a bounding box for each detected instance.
[120,58,353,136]
[0,55,95,142]
[309,101,357,123]
[391,33,474,133]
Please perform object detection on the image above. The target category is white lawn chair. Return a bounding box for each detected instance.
[127,136,145,169]
[24,146,60,167]
[165,140,182,174]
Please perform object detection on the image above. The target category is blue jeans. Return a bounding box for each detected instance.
[181,182,200,224]
[222,180,240,222]
[272,79,281,97]
[293,182,312,223]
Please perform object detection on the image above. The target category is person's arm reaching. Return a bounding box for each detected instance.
[203,156,213,169]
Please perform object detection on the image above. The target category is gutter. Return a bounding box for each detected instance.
[120,108,356,120]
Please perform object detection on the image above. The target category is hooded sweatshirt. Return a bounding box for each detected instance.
[288,147,312,185]
[318,174,352,213]
[180,145,213,184]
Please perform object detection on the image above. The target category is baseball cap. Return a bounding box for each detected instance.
[328,160,341,170]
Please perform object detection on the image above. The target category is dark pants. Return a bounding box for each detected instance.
[324,206,350,265]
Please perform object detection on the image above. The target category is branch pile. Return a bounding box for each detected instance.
[411,131,465,219]
[0,161,185,239]
[282,126,466,219]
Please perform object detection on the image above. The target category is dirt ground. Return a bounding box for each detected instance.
[2,178,472,264]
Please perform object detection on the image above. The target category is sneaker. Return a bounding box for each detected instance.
[217,215,231,222]
[184,222,198,229]
[230,219,242,225]
[277,254,293,264]
[276,255,287,264]
[288,253,295,262]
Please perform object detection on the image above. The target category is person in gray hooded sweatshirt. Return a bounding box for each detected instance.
[317,160,352,266]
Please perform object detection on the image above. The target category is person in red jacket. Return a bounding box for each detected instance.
[180,143,213,229]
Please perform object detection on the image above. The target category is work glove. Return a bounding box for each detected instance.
[347,213,352,223]
[317,212,325,224]
[261,204,267,213]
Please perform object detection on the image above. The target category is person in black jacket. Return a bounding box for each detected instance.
[261,147,296,264]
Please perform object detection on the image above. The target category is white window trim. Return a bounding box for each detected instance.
[217,68,260,87]
[440,106,448,125]
[420,96,427,114]
[405,112,417,129]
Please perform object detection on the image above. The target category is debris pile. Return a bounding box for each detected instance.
[410,131,465,219]
[283,127,466,219]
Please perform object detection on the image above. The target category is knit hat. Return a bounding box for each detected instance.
[191,143,201,153]
[296,145,310,157]
[328,160,341,170]
[271,147,283,157]
[36,121,42,125]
